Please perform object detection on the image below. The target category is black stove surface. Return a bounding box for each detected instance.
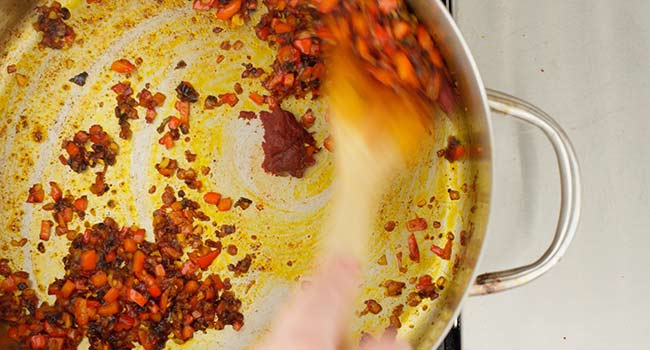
[438,317,461,350]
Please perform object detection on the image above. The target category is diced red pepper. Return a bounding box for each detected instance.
[159,132,174,149]
[103,287,120,303]
[215,0,241,20]
[180,260,198,276]
[217,197,232,211]
[98,302,120,316]
[145,108,157,123]
[123,238,137,253]
[249,92,265,105]
[133,250,146,274]
[80,250,97,271]
[111,59,136,74]
[90,271,107,288]
[40,220,53,241]
[0,276,16,293]
[44,322,66,337]
[154,264,166,278]
[192,248,221,269]
[26,184,45,203]
[127,288,148,307]
[148,284,162,298]
[48,338,64,350]
[60,280,76,298]
[193,0,217,10]
[73,298,90,326]
[167,116,180,130]
[415,275,433,291]
[47,334,65,350]
[115,315,135,331]
[408,233,420,262]
[203,192,222,205]
[407,217,427,232]
[65,142,80,157]
[431,239,453,260]
[49,182,62,201]
[175,100,190,127]
[73,196,88,211]
[293,38,313,55]
[29,334,47,349]
[132,228,145,243]
[7,326,18,341]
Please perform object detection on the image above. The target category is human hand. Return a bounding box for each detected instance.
[256,256,410,350]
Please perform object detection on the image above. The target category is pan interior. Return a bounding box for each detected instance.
[0,1,485,348]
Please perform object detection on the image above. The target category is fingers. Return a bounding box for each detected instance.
[359,332,412,350]
[255,256,361,350]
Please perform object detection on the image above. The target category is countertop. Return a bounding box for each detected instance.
[455,0,650,348]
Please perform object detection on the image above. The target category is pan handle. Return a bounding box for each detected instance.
[470,89,582,296]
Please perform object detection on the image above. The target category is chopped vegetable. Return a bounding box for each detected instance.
[406,217,427,232]
[408,233,420,262]
[35,2,75,49]
[111,59,137,74]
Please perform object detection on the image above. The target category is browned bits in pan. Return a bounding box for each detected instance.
[228,254,253,276]
[69,72,88,86]
[234,82,244,94]
[176,81,200,103]
[6,64,17,74]
[185,150,198,162]
[234,197,253,210]
[177,167,203,190]
[10,238,27,247]
[155,157,179,177]
[40,182,88,231]
[384,221,396,232]
[415,275,440,301]
[241,63,265,79]
[406,291,422,307]
[383,279,406,297]
[233,40,245,50]
[111,81,138,139]
[448,189,460,200]
[227,244,239,256]
[205,95,219,109]
[26,184,45,203]
[217,224,237,238]
[389,304,404,329]
[360,299,383,316]
[377,254,388,266]
[175,60,188,69]
[60,125,118,174]
[255,1,325,101]
[220,40,232,50]
[442,136,466,162]
[35,2,75,49]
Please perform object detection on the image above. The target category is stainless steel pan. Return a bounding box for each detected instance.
[0,0,580,349]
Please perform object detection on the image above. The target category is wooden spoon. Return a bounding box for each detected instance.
[322,48,435,263]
